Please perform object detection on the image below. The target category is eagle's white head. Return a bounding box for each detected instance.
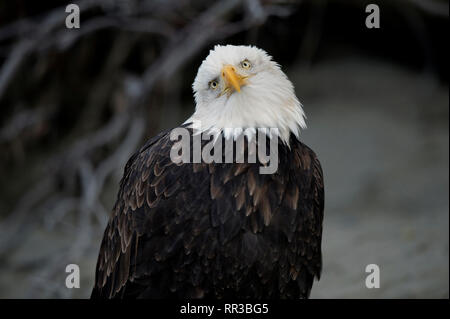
[186,44,306,145]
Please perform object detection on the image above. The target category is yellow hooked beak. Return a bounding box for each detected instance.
[221,65,246,93]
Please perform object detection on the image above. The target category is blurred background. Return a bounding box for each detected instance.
[0,0,448,298]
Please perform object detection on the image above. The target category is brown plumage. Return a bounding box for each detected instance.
[91,126,324,299]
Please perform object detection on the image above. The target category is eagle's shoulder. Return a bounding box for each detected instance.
[92,126,192,298]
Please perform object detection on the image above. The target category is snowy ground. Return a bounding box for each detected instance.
[0,56,448,298]
[295,59,449,298]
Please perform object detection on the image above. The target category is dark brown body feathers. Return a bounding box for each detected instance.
[91,126,324,299]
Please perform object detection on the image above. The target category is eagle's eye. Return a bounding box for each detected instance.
[209,80,219,90]
[240,59,251,69]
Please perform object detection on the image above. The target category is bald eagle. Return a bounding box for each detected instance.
[91,45,324,299]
